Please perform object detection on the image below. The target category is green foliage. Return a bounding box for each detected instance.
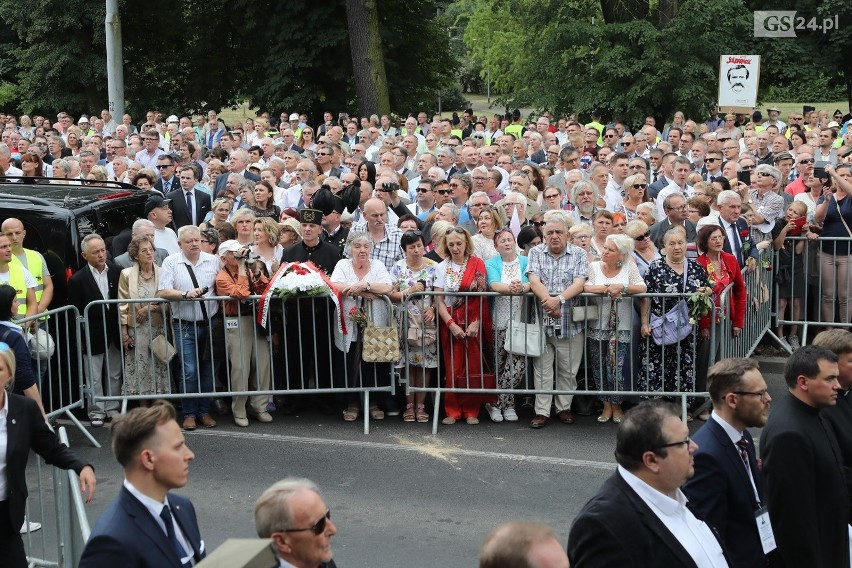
[764,76,846,103]
[0,82,17,108]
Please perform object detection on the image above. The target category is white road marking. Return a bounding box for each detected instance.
[188,429,616,470]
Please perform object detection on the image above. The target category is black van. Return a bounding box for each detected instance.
[0,178,149,306]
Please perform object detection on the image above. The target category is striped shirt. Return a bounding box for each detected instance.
[158,251,220,321]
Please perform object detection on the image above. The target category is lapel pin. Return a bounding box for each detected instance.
[11,419,16,424]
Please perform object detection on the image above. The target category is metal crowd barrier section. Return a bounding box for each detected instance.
[717,258,773,360]
[17,306,98,447]
[403,290,713,433]
[24,427,91,568]
[83,295,396,434]
[773,235,852,350]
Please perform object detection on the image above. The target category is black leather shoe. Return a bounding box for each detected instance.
[212,399,231,416]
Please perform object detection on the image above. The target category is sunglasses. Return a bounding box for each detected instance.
[445,227,467,235]
[634,231,651,241]
[717,137,730,142]
[416,187,431,193]
[436,189,452,195]
[403,230,423,237]
[632,183,647,190]
[798,159,815,164]
[284,510,331,536]
[757,171,774,178]
[532,221,545,227]
[156,164,172,170]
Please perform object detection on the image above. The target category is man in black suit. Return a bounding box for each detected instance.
[683,358,772,567]
[213,149,260,196]
[1,355,96,566]
[254,478,338,568]
[167,165,211,229]
[68,233,122,427]
[153,154,179,194]
[649,193,697,251]
[717,189,758,271]
[760,346,849,568]
[813,329,852,520]
[567,400,730,567]
[80,401,206,568]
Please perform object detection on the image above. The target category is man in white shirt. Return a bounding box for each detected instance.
[0,142,22,178]
[604,152,630,211]
[656,156,694,220]
[145,196,180,255]
[568,400,730,567]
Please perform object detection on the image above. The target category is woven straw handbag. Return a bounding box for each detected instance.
[361,300,400,363]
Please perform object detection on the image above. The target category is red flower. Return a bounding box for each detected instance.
[739,229,749,238]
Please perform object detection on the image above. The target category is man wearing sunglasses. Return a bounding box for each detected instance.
[255,478,338,568]
[784,151,815,197]
[568,400,729,567]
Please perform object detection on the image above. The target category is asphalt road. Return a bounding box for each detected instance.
[30,356,788,567]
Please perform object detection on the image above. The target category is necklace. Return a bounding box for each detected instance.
[139,268,155,280]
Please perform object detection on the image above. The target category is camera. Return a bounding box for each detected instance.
[814,161,829,179]
[380,182,400,194]
[234,246,252,260]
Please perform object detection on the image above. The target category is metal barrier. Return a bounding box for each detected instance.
[17,306,99,447]
[773,235,852,349]
[717,257,774,360]
[82,295,396,434]
[24,426,91,568]
[403,290,717,433]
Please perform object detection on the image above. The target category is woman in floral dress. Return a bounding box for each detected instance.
[389,230,439,423]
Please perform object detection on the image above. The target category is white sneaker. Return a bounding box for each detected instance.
[503,408,519,422]
[787,336,801,350]
[21,521,41,534]
[778,337,792,352]
[485,404,503,423]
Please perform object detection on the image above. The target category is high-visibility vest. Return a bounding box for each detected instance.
[4,265,29,317]
[505,124,524,140]
[11,249,47,319]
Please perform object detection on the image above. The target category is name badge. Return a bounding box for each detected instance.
[543,316,561,330]
[755,506,776,554]
[225,318,239,330]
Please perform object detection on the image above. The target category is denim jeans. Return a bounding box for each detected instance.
[173,321,213,418]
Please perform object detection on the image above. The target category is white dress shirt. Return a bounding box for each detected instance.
[618,465,728,568]
[158,252,220,321]
[88,263,110,299]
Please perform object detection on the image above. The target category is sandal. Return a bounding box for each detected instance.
[415,404,429,423]
[369,405,385,420]
[342,407,359,422]
[403,403,416,422]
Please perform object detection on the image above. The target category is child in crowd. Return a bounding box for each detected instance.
[772,201,810,350]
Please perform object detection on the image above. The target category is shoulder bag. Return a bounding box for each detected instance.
[362,299,400,363]
[649,261,692,346]
[504,297,545,357]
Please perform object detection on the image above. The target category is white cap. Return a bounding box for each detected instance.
[167,115,179,123]
[217,239,243,257]
[78,116,89,124]
[289,113,300,121]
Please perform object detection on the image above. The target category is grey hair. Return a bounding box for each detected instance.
[754,164,781,184]
[570,179,596,204]
[51,159,72,177]
[131,218,156,235]
[80,233,104,254]
[606,233,635,260]
[440,202,460,221]
[343,230,373,257]
[542,209,572,231]
[636,202,656,220]
[177,225,201,240]
[468,191,489,206]
[717,189,742,206]
[254,477,320,537]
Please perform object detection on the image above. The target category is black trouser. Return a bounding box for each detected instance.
[0,500,27,568]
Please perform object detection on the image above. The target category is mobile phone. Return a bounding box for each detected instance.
[737,170,751,184]
[814,160,829,179]
[200,286,209,295]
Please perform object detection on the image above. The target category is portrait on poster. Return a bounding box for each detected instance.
[718,55,760,110]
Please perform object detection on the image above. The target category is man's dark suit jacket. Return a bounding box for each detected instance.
[682,417,767,568]
[166,187,212,229]
[567,470,729,568]
[79,486,206,568]
[68,261,121,355]
[2,394,88,536]
[649,218,697,251]
[213,169,261,197]
[717,217,759,268]
[154,176,179,195]
[760,393,850,568]
[822,389,852,520]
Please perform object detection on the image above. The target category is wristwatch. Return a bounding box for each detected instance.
[366,282,372,292]
[182,291,189,299]
[559,295,566,305]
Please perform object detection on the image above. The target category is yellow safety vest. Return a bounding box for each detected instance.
[11,249,46,319]
[505,124,524,140]
[5,265,28,317]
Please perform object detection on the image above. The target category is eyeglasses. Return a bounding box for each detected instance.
[283,510,331,535]
[604,134,616,138]
[757,171,774,178]
[733,389,769,401]
[628,165,646,170]
[296,168,311,173]
[156,164,172,170]
[532,221,545,227]
[544,194,560,199]
[705,158,720,163]
[436,189,452,195]
[632,183,647,190]
[316,152,331,156]
[655,437,692,450]
[634,231,651,241]
[403,230,423,237]
[717,137,730,142]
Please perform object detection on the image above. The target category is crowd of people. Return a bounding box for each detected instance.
[0,105,851,431]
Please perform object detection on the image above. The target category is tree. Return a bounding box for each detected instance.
[346,0,390,116]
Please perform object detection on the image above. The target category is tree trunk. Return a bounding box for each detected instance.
[345,0,390,117]
[658,0,677,27]
[600,0,649,24]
